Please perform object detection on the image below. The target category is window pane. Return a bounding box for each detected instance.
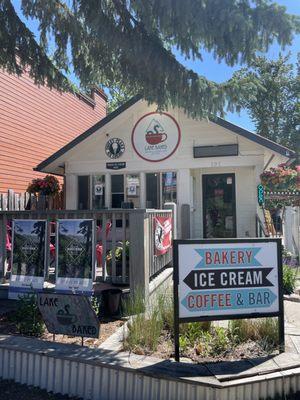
[111,174,124,192]
[162,172,177,204]
[146,173,160,209]
[78,176,90,210]
[112,193,124,208]
[126,174,140,208]
[92,175,105,209]
[111,175,124,208]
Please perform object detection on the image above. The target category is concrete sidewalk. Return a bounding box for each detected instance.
[284,299,300,353]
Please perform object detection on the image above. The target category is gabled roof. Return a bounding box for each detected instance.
[35,95,142,172]
[35,95,295,173]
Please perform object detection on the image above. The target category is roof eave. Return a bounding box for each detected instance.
[35,94,142,172]
[215,118,296,158]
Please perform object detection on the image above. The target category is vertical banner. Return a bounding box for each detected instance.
[154,216,172,255]
[56,219,94,295]
[9,220,47,300]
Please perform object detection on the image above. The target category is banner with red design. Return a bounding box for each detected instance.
[154,216,172,255]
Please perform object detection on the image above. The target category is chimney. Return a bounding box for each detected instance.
[91,87,108,116]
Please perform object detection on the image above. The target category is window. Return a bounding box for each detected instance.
[77,175,90,210]
[162,172,177,204]
[146,171,177,209]
[146,173,160,209]
[111,174,124,208]
[92,175,105,209]
[126,174,140,208]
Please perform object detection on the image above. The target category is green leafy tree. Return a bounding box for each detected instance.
[0,0,299,118]
[232,54,300,148]
[106,84,136,113]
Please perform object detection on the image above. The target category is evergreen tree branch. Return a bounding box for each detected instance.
[1,0,299,118]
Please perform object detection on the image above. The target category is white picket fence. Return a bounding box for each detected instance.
[0,190,63,211]
[284,206,300,259]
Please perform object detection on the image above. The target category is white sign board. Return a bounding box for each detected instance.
[131,112,181,162]
[175,239,282,320]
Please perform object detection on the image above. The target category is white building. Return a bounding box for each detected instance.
[36,96,295,238]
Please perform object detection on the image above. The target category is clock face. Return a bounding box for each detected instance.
[105,138,125,159]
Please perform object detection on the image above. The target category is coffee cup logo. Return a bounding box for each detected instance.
[145,119,168,145]
[132,112,181,162]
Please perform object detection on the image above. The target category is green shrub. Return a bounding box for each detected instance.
[191,327,231,357]
[123,290,167,353]
[90,296,100,317]
[122,289,145,317]
[229,318,278,349]
[156,291,174,333]
[124,304,163,352]
[283,265,297,295]
[180,321,211,345]
[10,294,45,336]
[179,322,232,357]
[211,327,231,354]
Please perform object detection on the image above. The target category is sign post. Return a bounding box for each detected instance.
[173,238,284,362]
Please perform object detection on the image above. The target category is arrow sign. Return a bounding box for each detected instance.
[195,247,262,268]
[181,288,277,312]
[183,268,273,290]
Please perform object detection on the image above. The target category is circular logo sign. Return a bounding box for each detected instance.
[131,112,181,162]
[105,138,125,159]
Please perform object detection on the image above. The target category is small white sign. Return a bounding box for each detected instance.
[127,184,137,196]
[94,184,103,196]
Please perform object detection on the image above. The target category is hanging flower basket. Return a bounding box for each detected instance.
[27,175,60,196]
[260,165,297,191]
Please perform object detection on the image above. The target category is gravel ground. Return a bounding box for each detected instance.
[0,380,81,400]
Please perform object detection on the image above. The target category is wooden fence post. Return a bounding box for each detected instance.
[181,204,191,239]
[8,189,14,211]
[0,214,7,281]
[129,211,150,301]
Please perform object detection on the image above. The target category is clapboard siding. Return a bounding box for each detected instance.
[0,69,106,192]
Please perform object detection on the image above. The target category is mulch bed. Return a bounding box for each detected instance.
[0,302,124,348]
[133,329,277,363]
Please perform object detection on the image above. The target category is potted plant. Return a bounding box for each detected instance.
[27,175,60,196]
[260,165,297,192]
[106,241,130,280]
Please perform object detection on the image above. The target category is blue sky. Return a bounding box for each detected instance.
[13,0,299,132]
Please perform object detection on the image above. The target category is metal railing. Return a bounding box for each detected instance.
[0,208,173,295]
[256,213,268,238]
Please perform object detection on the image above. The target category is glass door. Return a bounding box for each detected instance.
[203,173,236,238]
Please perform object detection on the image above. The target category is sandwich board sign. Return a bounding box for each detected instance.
[173,238,284,361]
[37,293,99,338]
